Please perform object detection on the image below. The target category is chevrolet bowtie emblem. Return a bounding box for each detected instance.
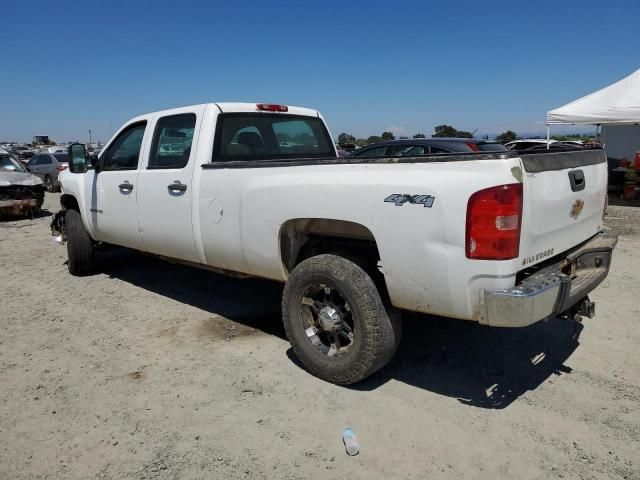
[570,199,584,219]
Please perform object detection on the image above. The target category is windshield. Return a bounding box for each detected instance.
[0,153,28,173]
[214,114,336,161]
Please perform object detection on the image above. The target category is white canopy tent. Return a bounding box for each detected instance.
[547,67,640,126]
[545,68,640,156]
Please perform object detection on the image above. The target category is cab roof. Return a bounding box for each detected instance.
[214,102,319,117]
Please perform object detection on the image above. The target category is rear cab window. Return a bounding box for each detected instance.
[213,114,335,161]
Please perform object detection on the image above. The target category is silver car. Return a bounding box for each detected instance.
[27,152,69,192]
[0,150,45,217]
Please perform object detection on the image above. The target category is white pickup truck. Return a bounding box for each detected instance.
[52,102,617,385]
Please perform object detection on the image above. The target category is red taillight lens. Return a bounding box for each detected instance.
[56,165,68,172]
[466,183,522,260]
[256,103,288,112]
[466,142,480,152]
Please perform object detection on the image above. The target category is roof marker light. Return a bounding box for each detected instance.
[256,104,288,112]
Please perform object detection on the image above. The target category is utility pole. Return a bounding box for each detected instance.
[88,129,92,145]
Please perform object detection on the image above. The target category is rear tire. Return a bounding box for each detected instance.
[65,209,95,276]
[44,175,54,193]
[282,254,401,385]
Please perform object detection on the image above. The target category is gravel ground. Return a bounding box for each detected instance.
[1,193,639,480]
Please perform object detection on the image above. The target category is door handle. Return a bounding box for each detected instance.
[167,180,187,193]
[568,170,585,192]
[118,181,134,192]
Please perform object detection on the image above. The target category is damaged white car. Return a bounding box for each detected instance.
[0,148,45,217]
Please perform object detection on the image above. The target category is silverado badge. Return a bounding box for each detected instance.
[570,199,584,219]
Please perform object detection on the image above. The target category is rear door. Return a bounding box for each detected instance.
[518,150,607,267]
[136,107,203,263]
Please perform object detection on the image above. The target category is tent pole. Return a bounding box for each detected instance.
[546,124,550,149]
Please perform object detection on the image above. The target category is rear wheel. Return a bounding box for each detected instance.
[282,254,401,385]
[44,175,54,193]
[65,209,95,276]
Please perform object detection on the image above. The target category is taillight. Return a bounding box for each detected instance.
[466,183,522,260]
[56,165,68,172]
[256,103,288,112]
[466,142,480,152]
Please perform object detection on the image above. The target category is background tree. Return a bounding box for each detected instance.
[433,125,474,138]
[355,138,368,147]
[337,132,356,145]
[496,130,517,142]
[366,135,382,144]
[399,136,409,139]
[413,133,426,138]
[381,131,395,141]
[432,125,458,137]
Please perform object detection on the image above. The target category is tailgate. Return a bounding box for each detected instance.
[518,150,607,269]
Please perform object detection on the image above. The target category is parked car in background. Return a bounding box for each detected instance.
[17,150,35,163]
[338,142,357,153]
[27,152,69,192]
[336,145,351,157]
[351,138,507,157]
[0,148,45,217]
[10,145,36,163]
[39,145,68,154]
[504,139,557,150]
[523,142,586,153]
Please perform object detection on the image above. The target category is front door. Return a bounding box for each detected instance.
[94,121,148,249]
[136,110,201,263]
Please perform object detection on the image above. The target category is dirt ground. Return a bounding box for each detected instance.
[1,193,639,480]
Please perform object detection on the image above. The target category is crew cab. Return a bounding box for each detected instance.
[52,102,617,385]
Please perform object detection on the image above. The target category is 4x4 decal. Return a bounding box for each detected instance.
[384,194,435,208]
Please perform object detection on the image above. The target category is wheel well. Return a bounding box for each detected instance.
[279,219,390,303]
[60,194,79,212]
[280,219,379,270]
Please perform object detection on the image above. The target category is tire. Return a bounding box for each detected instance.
[282,254,401,385]
[44,175,54,193]
[65,209,95,276]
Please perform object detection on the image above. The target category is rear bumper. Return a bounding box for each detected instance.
[481,231,618,327]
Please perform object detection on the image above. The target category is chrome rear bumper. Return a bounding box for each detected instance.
[482,231,618,327]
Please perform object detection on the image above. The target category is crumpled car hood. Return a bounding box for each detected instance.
[0,172,44,187]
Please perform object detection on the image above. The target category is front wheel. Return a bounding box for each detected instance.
[282,254,401,385]
[65,209,95,276]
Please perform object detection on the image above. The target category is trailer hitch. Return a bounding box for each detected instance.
[559,296,595,322]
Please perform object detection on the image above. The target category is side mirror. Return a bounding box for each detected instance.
[68,143,88,173]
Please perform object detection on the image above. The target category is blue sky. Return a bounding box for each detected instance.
[1,0,639,142]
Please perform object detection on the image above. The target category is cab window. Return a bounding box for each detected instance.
[148,114,196,169]
[103,122,147,171]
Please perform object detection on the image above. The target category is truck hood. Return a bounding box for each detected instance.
[0,172,44,187]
